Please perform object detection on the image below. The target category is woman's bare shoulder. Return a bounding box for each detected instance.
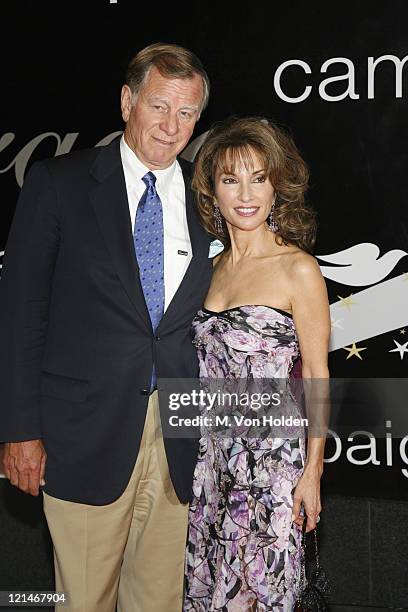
[286,249,320,278]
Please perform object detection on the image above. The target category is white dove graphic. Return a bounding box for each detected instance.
[316,242,407,286]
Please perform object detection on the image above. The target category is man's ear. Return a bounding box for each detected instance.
[121,85,133,122]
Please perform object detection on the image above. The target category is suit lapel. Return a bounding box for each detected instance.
[181,158,209,260]
[89,137,152,330]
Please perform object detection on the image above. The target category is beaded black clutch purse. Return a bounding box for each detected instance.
[295,524,331,611]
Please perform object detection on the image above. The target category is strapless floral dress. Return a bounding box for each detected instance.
[184,305,306,611]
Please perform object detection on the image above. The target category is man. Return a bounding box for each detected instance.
[0,43,212,611]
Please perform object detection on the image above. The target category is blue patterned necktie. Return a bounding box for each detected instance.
[133,172,164,331]
[134,172,164,388]
[134,171,165,329]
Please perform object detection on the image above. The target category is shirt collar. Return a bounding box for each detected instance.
[120,135,177,193]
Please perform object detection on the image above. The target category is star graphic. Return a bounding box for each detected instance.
[337,294,357,310]
[331,318,343,329]
[401,329,407,335]
[343,342,367,360]
[389,339,408,360]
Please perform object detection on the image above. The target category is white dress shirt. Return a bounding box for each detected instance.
[120,136,192,311]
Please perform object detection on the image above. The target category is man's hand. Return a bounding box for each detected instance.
[3,440,47,496]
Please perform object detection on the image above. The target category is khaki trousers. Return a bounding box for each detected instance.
[43,391,189,612]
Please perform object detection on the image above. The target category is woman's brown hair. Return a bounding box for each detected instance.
[192,116,316,252]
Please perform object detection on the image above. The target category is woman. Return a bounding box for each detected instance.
[184,117,330,611]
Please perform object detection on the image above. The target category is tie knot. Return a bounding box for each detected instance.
[142,171,157,189]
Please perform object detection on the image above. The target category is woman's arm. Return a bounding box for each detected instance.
[288,252,331,532]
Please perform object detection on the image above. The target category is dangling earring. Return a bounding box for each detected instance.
[268,199,279,232]
[213,203,224,235]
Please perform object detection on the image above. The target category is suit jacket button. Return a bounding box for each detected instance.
[140,389,149,395]
[155,336,161,341]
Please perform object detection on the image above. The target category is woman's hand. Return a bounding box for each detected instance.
[291,464,322,532]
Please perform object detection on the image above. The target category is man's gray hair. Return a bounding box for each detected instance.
[125,42,210,113]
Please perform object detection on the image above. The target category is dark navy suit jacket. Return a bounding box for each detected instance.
[0,136,213,504]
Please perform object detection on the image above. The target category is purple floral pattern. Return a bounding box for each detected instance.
[184,306,306,611]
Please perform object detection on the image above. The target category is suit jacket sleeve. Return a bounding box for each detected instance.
[0,161,60,443]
